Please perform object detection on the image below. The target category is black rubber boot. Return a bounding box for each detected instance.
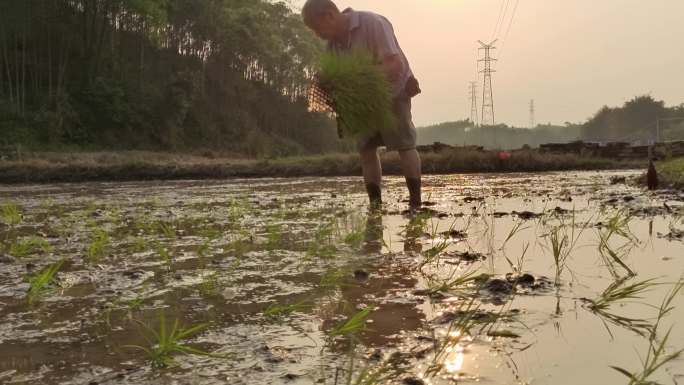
[365,183,382,208]
[406,177,422,210]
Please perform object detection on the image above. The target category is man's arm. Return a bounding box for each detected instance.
[368,16,405,85]
[382,54,403,82]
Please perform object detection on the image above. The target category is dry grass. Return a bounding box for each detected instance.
[0,149,642,184]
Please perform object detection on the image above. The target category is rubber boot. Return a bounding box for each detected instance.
[406,177,422,210]
[365,183,382,209]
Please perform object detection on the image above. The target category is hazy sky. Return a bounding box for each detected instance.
[291,0,684,127]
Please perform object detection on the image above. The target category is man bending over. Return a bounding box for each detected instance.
[302,0,422,210]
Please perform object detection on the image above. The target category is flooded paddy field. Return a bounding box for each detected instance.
[0,171,683,385]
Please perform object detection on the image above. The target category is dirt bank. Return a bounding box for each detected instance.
[0,149,645,184]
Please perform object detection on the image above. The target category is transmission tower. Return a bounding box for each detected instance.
[529,99,535,128]
[478,40,497,126]
[469,81,478,126]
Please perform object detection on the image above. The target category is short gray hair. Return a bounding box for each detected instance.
[302,0,339,21]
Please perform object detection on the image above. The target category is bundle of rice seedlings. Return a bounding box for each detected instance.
[311,51,397,138]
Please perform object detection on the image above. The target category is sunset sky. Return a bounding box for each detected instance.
[291,0,684,127]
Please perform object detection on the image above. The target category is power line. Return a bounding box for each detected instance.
[498,0,520,58]
[497,0,511,38]
[491,0,508,40]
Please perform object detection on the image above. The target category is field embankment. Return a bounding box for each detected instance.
[0,149,646,184]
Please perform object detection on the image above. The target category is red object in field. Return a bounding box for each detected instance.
[498,151,512,160]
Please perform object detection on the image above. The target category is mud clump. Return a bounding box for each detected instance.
[462,196,485,204]
[485,278,513,294]
[443,251,485,264]
[481,274,551,295]
[353,270,370,281]
[440,229,467,239]
[430,309,500,325]
[512,211,542,220]
[659,228,684,241]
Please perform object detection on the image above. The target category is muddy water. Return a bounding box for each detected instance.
[0,171,682,385]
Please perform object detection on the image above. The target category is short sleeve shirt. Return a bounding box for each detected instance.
[328,8,413,98]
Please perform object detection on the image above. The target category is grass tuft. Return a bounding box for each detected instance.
[9,236,51,258]
[329,307,373,338]
[584,277,659,337]
[26,259,64,304]
[1,202,22,226]
[609,277,684,384]
[86,228,110,262]
[126,316,225,368]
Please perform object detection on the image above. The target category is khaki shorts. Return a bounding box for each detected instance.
[357,97,417,152]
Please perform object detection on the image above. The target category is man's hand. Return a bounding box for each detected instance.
[382,54,403,83]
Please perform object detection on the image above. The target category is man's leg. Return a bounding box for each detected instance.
[360,146,383,206]
[398,148,422,209]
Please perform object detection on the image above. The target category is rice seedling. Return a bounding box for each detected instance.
[500,220,530,251]
[226,199,247,225]
[423,269,486,296]
[130,236,148,253]
[598,231,636,279]
[424,299,483,378]
[316,51,397,137]
[306,220,338,259]
[9,236,51,258]
[264,300,312,320]
[403,212,430,240]
[264,223,283,250]
[198,272,222,298]
[132,213,154,235]
[197,238,212,259]
[157,221,176,238]
[344,222,367,250]
[101,286,148,326]
[26,259,64,304]
[329,307,373,338]
[86,228,110,262]
[419,239,450,269]
[125,316,223,368]
[319,268,356,292]
[338,356,405,385]
[597,210,637,278]
[600,209,638,242]
[503,242,530,274]
[540,211,591,286]
[583,277,659,337]
[609,278,684,384]
[0,202,22,226]
[155,243,173,268]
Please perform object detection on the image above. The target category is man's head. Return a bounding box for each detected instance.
[302,0,346,41]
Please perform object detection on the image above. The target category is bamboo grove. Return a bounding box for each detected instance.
[0,0,341,155]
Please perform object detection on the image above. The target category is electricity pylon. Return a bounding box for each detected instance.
[529,99,535,128]
[478,39,497,126]
[469,81,478,126]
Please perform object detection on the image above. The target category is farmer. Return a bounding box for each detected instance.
[302,0,423,210]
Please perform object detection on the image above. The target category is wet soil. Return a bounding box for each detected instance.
[0,170,683,385]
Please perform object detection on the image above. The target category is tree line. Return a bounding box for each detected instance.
[0,0,343,156]
[581,95,684,143]
[419,96,684,149]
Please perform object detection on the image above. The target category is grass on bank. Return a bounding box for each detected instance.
[657,157,684,188]
[0,149,644,184]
